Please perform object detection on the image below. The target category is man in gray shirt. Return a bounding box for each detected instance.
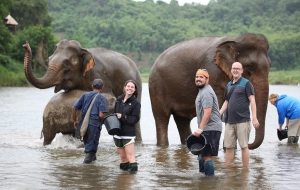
[193,69,222,176]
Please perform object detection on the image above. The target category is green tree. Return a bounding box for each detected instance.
[0,0,13,55]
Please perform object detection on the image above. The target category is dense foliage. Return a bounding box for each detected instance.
[48,0,300,70]
[0,0,56,65]
[0,0,57,86]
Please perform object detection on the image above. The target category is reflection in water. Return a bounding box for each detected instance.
[1,85,300,189]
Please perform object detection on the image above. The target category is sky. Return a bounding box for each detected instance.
[133,0,210,6]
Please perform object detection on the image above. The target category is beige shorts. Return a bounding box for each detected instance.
[288,119,300,136]
[224,121,251,148]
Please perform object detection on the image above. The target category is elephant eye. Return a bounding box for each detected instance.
[63,60,71,70]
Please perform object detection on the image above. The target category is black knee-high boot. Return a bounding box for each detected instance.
[120,162,129,170]
[128,162,138,174]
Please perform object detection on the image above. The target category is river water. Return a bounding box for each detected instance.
[0,84,299,190]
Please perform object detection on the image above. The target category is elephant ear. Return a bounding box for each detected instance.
[215,40,238,79]
[81,48,95,76]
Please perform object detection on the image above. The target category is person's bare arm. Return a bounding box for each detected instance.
[219,100,228,115]
[99,112,106,123]
[193,108,212,137]
[72,108,78,129]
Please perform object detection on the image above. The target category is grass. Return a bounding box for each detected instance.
[141,69,300,84]
[268,70,300,85]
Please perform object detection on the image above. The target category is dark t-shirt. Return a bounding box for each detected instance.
[224,77,254,124]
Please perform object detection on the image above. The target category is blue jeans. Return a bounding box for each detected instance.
[83,119,101,154]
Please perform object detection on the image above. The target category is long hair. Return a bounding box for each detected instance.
[124,79,138,98]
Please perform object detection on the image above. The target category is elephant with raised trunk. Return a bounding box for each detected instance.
[23,40,142,144]
[149,33,271,149]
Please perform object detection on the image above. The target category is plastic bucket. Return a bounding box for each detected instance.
[277,129,288,141]
[186,134,207,155]
[104,114,121,135]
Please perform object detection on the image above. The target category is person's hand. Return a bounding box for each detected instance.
[252,118,260,129]
[116,113,122,119]
[193,129,202,137]
[74,121,78,129]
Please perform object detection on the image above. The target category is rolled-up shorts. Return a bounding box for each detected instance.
[224,121,251,149]
[113,136,135,148]
[201,131,222,157]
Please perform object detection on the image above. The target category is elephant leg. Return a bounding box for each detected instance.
[152,108,171,146]
[135,121,142,142]
[42,122,56,146]
[173,114,192,144]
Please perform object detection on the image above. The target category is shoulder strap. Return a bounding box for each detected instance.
[226,82,235,101]
[80,94,99,140]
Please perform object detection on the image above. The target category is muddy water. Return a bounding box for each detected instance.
[0,84,300,189]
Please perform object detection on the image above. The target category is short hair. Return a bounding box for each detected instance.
[269,93,279,105]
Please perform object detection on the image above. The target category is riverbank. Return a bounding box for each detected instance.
[0,63,299,86]
[141,69,300,85]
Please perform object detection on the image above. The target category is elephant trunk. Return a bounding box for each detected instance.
[23,42,59,90]
[248,82,269,150]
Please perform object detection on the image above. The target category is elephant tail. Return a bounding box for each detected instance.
[40,130,44,139]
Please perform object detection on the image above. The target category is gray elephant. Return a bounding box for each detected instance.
[23,40,142,144]
[149,33,271,149]
[42,90,116,145]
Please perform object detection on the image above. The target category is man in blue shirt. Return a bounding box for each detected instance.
[72,79,109,163]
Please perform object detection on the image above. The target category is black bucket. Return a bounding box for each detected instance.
[104,114,121,135]
[277,129,288,141]
[186,134,207,155]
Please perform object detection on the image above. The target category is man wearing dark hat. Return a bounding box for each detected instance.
[72,79,109,163]
[193,69,222,176]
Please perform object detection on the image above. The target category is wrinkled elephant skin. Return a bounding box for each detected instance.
[149,33,271,149]
[42,90,116,145]
[23,40,142,144]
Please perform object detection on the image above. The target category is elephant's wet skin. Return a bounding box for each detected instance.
[23,40,142,145]
[42,90,116,145]
[149,33,271,149]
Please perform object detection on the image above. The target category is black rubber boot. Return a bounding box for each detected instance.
[203,160,215,176]
[83,153,95,164]
[294,136,299,143]
[120,162,129,170]
[198,156,204,173]
[288,136,295,144]
[128,162,138,174]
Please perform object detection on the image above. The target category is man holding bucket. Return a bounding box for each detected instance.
[193,69,222,176]
[72,79,108,164]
